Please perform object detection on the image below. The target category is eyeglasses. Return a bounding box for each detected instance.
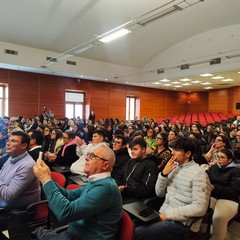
[113,140,122,145]
[87,152,109,162]
[156,137,163,140]
[215,139,223,142]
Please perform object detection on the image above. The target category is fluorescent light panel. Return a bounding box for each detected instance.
[99,29,131,43]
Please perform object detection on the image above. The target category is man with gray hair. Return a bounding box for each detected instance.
[32,145,122,240]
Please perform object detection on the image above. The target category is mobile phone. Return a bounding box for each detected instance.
[139,208,154,217]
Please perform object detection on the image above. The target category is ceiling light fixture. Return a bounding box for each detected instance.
[137,5,183,26]
[192,80,201,83]
[222,78,234,82]
[99,29,131,43]
[180,78,191,82]
[201,82,211,85]
[211,76,224,80]
[200,73,213,77]
[159,79,170,82]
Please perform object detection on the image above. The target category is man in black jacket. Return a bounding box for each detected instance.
[115,137,158,203]
[111,134,130,180]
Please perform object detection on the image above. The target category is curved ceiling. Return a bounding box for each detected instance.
[0,0,240,91]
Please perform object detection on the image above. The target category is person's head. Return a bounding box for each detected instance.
[131,130,144,140]
[128,125,135,134]
[214,135,232,150]
[156,133,168,149]
[43,127,51,136]
[229,127,237,137]
[168,130,179,142]
[147,128,155,139]
[50,129,63,140]
[92,130,105,144]
[73,124,80,133]
[28,130,44,148]
[171,137,195,165]
[129,137,147,160]
[112,134,127,152]
[217,149,237,168]
[63,131,75,144]
[68,119,75,127]
[84,145,115,176]
[6,131,30,158]
[236,116,240,122]
[191,124,201,135]
[3,116,10,125]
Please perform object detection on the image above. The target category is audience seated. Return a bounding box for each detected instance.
[48,130,79,166]
[28,129,44,161]
[144,128,156,151]
[111,134,130,180]
[204,135,232,166]
[152,133,171,172]
[0,131,41,239]
[207,149,240,240]
[135,137,211,240]
[32,145,122,240]
[70,130,108,176]
[115,138,158,203]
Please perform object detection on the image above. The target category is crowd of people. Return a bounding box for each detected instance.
[0,111,240,240]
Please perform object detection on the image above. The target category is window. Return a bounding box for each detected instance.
[65,91,84,118]
[126,97,136,120]
[0,84,8,117]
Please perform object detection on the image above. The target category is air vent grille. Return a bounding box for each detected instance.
[4,49,18,55]
[66,60,77,66]
[180,64,189,70]
[210,58,221,65]
[46,57,57,62]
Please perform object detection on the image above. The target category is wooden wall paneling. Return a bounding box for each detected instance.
[208,89,228,113]
[232,87,240,114]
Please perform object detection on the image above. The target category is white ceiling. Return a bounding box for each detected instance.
[0,0,240,92]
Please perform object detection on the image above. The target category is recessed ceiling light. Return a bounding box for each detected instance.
[152,82,162,85]
[238,72,240,74]
[200,73,213,77]
[159,79,170,82]
[163,83,172,86]
[171,81,180,84]
[212,76,224,79]
[201,82,211,85]
[174,85,183,88]
[182,83,192,86]
[222,79,234,82]
[204,86,213,89]
[179,78,191,82]
[192,80,201,84]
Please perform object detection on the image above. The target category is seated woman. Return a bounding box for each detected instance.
[152,133,171,172]
[48,130,79,166]
[144,128,156,151]
[204,135,232,166]
[44,129,64,161]
[207,149,240,240]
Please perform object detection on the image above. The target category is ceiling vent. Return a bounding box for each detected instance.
[4,49,18,55]
[180,64,189,70]
[157,68,164,74]
[46,57,57,62]
[66,60,77,66]
[210,57,221,65]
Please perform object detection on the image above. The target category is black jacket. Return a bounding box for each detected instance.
[112,147,130,180]
[55,144,79,166]
[115,155,158,201]
[208,163,240,203]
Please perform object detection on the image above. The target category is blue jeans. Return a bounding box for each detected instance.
[32,227,80,240]
[135,220,187,240]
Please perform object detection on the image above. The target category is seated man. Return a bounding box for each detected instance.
[111,134,130,180]
[70,129,108,176]
[135,137,211,240]
[115,137,158,203]
[0,131,41,238]
[28,129,44,161]
[32,145,122,240]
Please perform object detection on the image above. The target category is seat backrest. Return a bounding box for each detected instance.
[115,210,134,240]
[51,171,66,187]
